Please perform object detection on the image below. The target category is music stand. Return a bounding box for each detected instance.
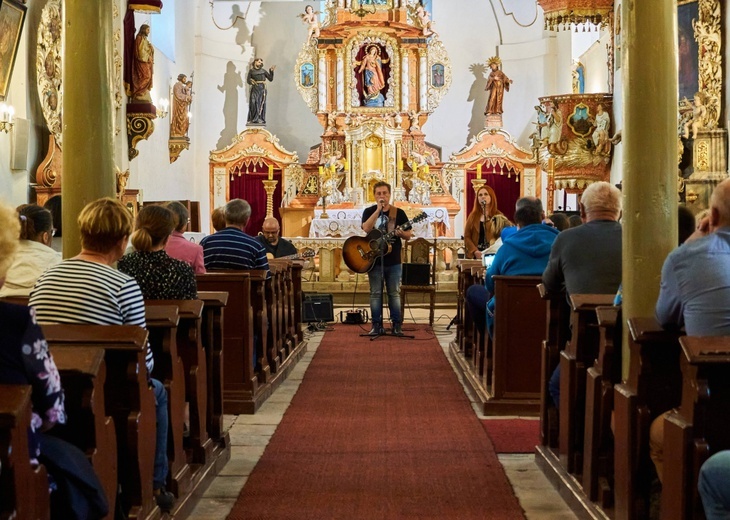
[359,215,414,341]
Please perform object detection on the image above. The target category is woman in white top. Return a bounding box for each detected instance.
[0,204,61,297]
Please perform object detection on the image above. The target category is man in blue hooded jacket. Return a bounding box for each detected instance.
[466,196,559,336]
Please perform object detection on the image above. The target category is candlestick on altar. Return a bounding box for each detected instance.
[262,179,278,218]
[477,163,482,179]
[268,164,274,180]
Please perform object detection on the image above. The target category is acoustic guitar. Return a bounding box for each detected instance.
[342,212,428,274]
[266,250,315,261]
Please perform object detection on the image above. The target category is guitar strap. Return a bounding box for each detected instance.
[387,205,398,233]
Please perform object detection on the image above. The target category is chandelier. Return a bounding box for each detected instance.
[537,0,613,31]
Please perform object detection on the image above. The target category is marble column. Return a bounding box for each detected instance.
[620,0,678,376]
[401,50,409,110]
[418,50,428,112]
[318,51,327,112]
[62,1,115,257]
[336,50,345,112]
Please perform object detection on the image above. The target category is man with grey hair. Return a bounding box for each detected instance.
[200,198,269,273]
[466,196,559,336]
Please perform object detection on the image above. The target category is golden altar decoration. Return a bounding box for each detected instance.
[536,0,612,31]
[283,0,459,237]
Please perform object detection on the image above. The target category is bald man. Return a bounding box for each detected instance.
[257,217,298,258]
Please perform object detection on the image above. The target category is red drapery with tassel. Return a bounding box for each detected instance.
[229,163,282,236]
[465,163,521,222]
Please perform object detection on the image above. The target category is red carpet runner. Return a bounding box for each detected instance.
[229,325,526,519]
[480,419,540,454]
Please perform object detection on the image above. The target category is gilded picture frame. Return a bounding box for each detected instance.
[300,62,315,89]
[0,0,27,100]
[430,63,444,89]
[677,0,699,102]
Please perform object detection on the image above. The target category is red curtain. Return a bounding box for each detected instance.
[465,165,521,222]
[229,165,282,236]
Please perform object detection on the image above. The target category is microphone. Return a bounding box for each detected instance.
[378,199,386,216]
[480,200,486,207]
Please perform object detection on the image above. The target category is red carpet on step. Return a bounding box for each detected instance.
[228,325,525,519]
[480,419,540,454]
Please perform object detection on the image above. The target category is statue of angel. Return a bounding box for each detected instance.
[415,5,437,37]
[298,5,321,43]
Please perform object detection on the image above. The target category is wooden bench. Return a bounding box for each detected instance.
[51,347,117,519]
[0,385,51,520]
[662,335,730,520]
[613,318,683,520]
[42,325,159,520]
[448,260,482,372]
[197,291,228,443]
[290,262,305,344]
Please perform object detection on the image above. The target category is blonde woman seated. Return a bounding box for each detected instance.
[482,214,515,255]
[0,204,61,297]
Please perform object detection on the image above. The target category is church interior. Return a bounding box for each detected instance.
[1,0,729,518]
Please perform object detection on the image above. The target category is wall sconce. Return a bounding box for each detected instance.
[0,102,15,133]
[156,97,169,118]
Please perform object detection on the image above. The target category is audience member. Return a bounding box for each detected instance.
[0,204,61,297]
[43,195,63,253]
[568,214,583,228]
[699,451,730,519]
[543,181,623,409]
[466,197,558,336]
[0,202,108,519]
[119,205,197,300]
[257,217,298,258]
[482,214,515,254]
[211,206,226,232]
[464,185,503,259]
[678,205,696,246]
[547,212,570,231]
[650,179,730,483]
[165,201,206,274]
[28,197,175,512]
[200,199,269,274]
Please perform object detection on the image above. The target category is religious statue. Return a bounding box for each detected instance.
[298,5,320,43]
[683,92,709,139]
[484,56,512,116]
[547,107,566,155]
[356,44,389,107]
[247,58,276,125]
[320,151,346,205]
[326,112,337,134]
[131,24,154,102]
[171,74,193,138]
[408,110,420,133]
[589,103,611,155]
[415,5,437,37]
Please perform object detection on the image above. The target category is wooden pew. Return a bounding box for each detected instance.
[197,291,228,443]
[582,306,622,506]
[662,336,730,520]
[537,285,570,451]
[51,347,117,519]
[263,264,283,373]
[559,293,616,474]
[42,325,158,520]
[485,275,545,415]
[290,261,306,345]
[0,385,51,520]
[144,305,191,498]
[613,318,683,520]
[248,270,271,385]
[449,259,482,361]
[470,267,487,379]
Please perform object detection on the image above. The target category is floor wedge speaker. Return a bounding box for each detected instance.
[402,263,431,285]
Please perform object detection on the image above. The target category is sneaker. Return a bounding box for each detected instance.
[392,324,404,336]
[154,487,175,513]
[367,324,384,336]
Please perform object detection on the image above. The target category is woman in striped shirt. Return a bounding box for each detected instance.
[29,198,175,512]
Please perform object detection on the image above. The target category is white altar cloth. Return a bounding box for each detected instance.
[309,207,449,238]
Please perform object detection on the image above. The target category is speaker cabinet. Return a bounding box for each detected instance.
[302,293,334,322]
[402,263,431,285]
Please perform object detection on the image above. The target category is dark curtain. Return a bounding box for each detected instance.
[229,165,282,236]
[354,43,390,106]
[465,165,521,222]
[123,9,135,95]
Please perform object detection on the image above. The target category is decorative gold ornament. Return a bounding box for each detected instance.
[127,112,155,161]
[345,31,400,114]
[486,56,501,68]
[169,136,190,164]
[36,0,63,146]
[536,0,612,31]
[694,0,722,129]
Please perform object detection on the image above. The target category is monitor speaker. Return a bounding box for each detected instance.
[302,293,334,323]
[402,263,430,285]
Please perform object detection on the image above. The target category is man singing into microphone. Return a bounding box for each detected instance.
[361,181,412,336]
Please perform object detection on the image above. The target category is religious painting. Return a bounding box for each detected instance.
[354,43,390,108]
[0,0,27,100]
[300,62,315,89]
[431,63,444,88]
[677,0,699,102]
[567,103,592,137]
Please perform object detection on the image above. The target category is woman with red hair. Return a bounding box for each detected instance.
[464,185,502,259]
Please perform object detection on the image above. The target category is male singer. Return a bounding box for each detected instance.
[361,181,412,336]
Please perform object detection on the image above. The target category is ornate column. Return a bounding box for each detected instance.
[621,0,677,375]
[401,49,409,110]
[262,180,278,218]
[336,50,345,112]
[318,50,327,112]
[63,0,115,257]
[418,49,428,112]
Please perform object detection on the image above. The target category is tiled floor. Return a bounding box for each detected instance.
[187,308,576,519]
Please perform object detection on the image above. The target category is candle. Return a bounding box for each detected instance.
[268,164,274,180]
[477,163,482,179]
[424,165,429,174]
[331,163,336,173]
[344,159,349,170]
[319,166,324,175]
[398,159,404,170]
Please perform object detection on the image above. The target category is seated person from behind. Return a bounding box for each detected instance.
[258,217,298,258]
[164,201,206,274]
[0,204,61,297]
[0,202,108,519]
[482,214,515,255]
[200,198,269,275]
[211,206,227,233]
[28,197,175,512]
[465,197,558,337]
[650,178,730,485]
[118,204,197,300]
[698,450,730,520]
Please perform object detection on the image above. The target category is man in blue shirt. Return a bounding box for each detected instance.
[201,199,270,275]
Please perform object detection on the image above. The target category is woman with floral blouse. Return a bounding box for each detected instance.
[118,205,197,300]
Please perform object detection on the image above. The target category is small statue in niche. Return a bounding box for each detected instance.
[171,74,193,138]
[131,24,154,102]
[415,5,437,37]
[298,5,320,43]
[408,110,421,133]
[320,150,346,205]
[326,112,337,134]
[484,56,512,116]
[355,44,389,107]
[683,92,709,139]
[247,58,276,125]
[589,103,611,156]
